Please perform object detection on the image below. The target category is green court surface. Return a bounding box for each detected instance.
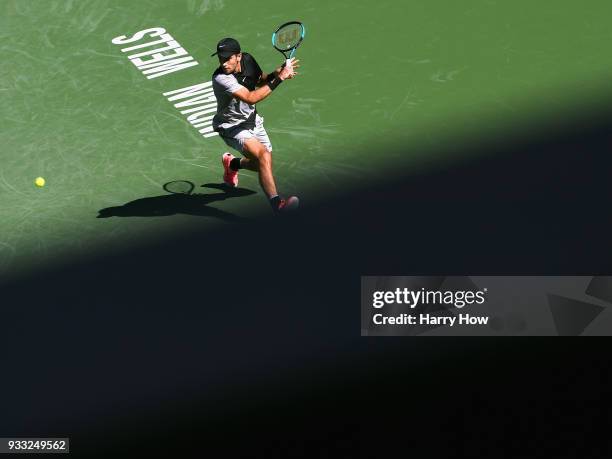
[2,0,612,278]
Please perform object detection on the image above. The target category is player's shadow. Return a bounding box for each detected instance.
[97,182,256,221]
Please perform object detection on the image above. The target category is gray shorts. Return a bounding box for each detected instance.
[218,114,273,153]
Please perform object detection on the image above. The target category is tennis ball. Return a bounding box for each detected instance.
[35,177,45,187]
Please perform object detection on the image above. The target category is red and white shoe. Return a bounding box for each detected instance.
[276,196,300,213]
[222,152,238,187]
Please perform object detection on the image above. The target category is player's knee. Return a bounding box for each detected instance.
[245,142,267,158]
[247,144,271,164]
[259,148,272,167]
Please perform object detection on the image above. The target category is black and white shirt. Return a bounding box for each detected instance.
[212,53,263,132]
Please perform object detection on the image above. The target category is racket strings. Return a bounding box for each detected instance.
[273,24,303,50]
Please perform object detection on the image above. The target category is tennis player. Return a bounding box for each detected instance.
[211,37,300,213]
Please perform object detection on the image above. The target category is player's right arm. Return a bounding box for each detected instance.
[233,61,297,105]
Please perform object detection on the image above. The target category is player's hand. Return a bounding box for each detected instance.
[278,58,300,80]
[288,58,300,70]
[276,58,300,73]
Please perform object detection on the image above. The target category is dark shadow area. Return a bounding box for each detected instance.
[2,103,612,456]
[96,182,256,221]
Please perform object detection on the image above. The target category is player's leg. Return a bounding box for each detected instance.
[234,156,257,172]
[234,117,274,173]
[220,128,261,186]
[220,121,298,212]
[241,138,299,212]
[236,115,274,173]
[241,137,277,198]
[220,133,248,187]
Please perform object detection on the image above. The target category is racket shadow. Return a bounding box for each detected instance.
[97,182,256,221]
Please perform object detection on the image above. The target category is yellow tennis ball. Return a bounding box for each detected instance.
[35,177,45,187]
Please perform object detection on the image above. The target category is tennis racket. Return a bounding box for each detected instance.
[272,21,305,68]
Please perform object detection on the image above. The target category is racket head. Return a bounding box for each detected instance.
[163,180,195,195]
[272,21,305,58]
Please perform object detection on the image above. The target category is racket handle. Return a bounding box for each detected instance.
[286,58,292,67]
